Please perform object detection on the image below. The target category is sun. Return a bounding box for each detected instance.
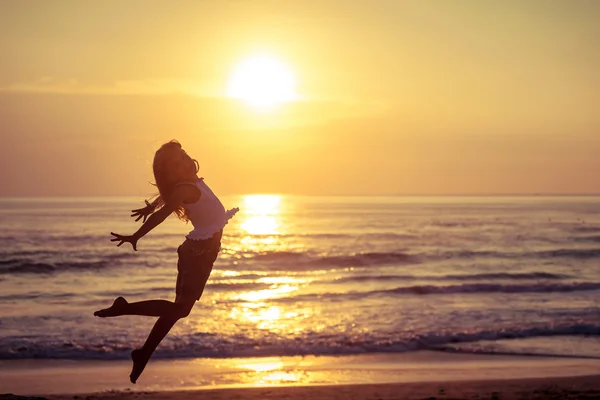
[227,54,298,110]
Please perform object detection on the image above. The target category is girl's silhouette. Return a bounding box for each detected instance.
[94,140,238,383]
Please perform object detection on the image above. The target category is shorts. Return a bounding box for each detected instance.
[176,230,222,301]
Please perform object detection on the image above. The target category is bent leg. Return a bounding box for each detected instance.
[129,295,196,384]
[93,296,128,317]
[94,297,180,318]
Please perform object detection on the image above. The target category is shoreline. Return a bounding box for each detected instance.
[37,375,600,400]
[2,351,600,397]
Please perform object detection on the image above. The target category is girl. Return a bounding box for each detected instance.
[94,140,238,384]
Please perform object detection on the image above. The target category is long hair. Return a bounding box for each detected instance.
[149,140,199,222]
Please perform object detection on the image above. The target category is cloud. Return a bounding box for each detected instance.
[0,77,209,96]
[0,77,388,129]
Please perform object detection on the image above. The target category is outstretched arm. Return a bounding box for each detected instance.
[134,205,172,239]
[111,204,173,251]
[111,185,200,250]
[131,199,162,223]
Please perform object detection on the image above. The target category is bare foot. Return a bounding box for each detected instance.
[130,348,151,384]
[94,296,128,317]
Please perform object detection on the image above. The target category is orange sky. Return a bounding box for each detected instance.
[1,1,599,196]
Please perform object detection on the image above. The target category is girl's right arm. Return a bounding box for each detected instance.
[131,199,161,223]
[112,185,199,251]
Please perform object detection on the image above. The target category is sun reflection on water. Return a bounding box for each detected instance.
[258,371,300,384]
[240,358,284,372]
[241,195,281,235]
[236,284,298,302]
[236,358,301,385]
[230,305,282,330]
[242,215,278,235]
[224,195,313,338]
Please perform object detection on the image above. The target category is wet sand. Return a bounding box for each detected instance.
[36,375,600,400]
[1,351,599,399]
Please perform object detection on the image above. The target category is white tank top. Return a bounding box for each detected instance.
[179,178,237,240]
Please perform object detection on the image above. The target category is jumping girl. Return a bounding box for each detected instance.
[94,140,238,383]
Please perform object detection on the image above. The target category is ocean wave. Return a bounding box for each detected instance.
[0,250,414,275]
[0,250,56,258]
[573,226,600,233]
[3,245,599,276]
[333,271,570,283]
[432,250,507,260]
[0,260,110,274]
[572,235,600,243]
[382,282,600,295]
[436,272,570,280]
[419,324,600,352]
[0,252,140,274]
[228,232,351,240]
[244,251,414,269]
[244,247,594,268]
[245,232,417,241]
[535,248,600,259]
[435,248,600,261]
[0,292,76,301]
[2,322,599,360]
[310,252,413,267]
[0,234,102,244]
[270,282,600,303]
[432,345,600,359]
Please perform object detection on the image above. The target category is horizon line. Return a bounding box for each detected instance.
[1,193,600,199]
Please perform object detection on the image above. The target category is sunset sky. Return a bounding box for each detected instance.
[1,0,599,196]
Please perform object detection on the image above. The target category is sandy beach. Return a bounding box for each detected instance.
[2,351,600,399]
[3,375,600,400]
[34,375,599,400]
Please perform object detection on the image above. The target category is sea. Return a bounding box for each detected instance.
[1,195,600,361]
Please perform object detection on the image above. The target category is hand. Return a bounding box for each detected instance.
[225,207,240,219]
[110,232,139,251]
[131,200,155,223]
